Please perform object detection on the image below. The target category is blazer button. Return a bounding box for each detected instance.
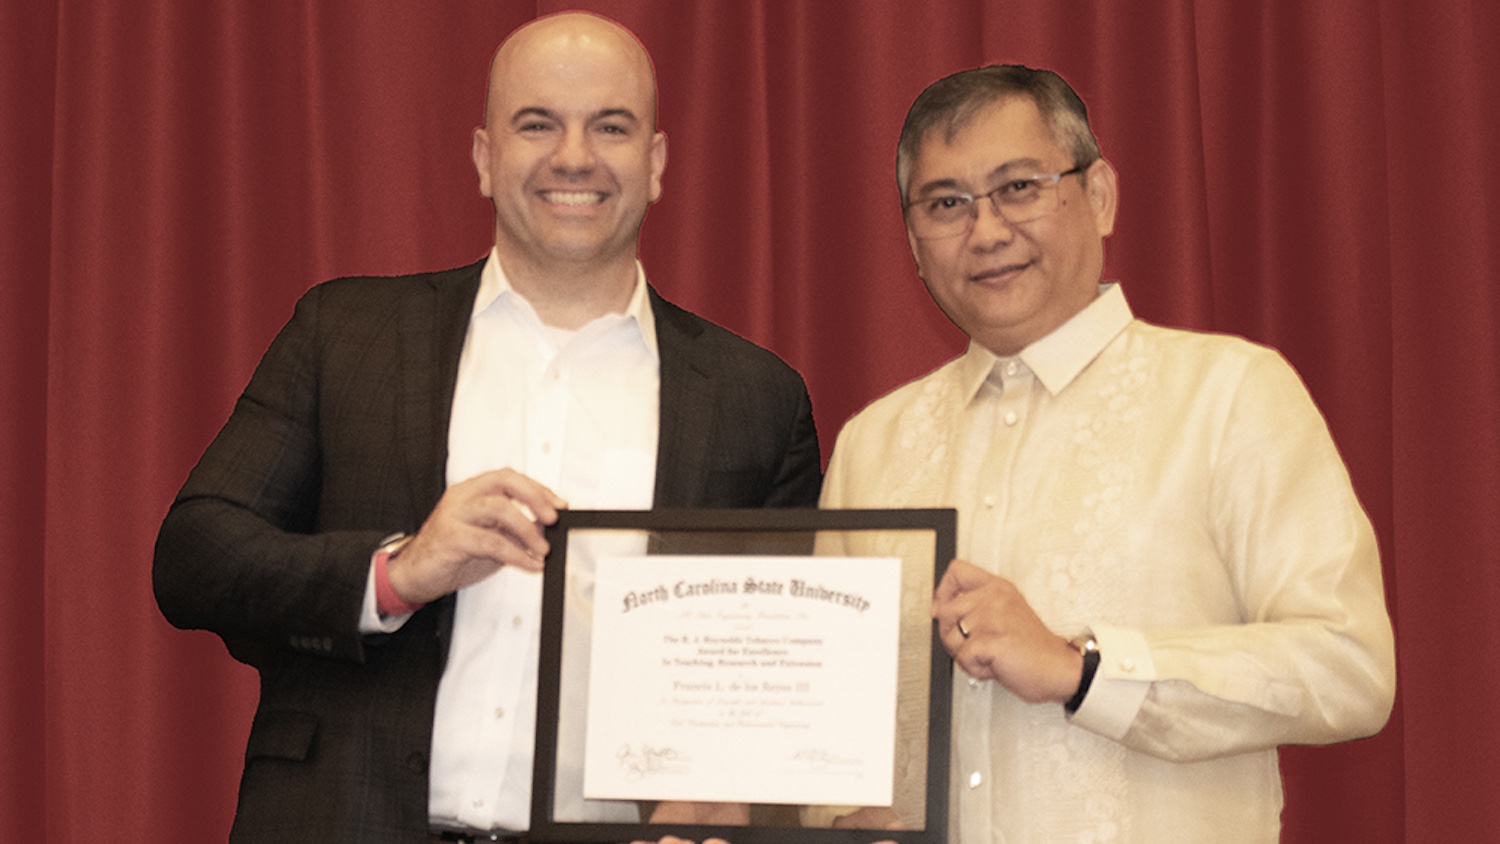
[406,751,428,775]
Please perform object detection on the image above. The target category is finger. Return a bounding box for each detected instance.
[459,520,548,573]
[940,617,974,657]
[931,587,967,624]
[933,561,963,606]
[951,643,995,682]
[937,599,994,669]
[486,468,568,522]
[469,493,552,558]
[932,582,983,636]
[937,559,992,596]
[933,558,990,610]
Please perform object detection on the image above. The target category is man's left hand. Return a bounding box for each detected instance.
[932,559,1083,704]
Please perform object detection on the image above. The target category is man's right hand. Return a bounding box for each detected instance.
[385,468,567,605]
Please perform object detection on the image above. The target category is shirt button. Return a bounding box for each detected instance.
[1119,658,1136,672]
[494,707,506,719]
[541,441,552,454]
[968,771,983,789]
[982,496,996,509]
[967,677,981,689]
[1004,361,1019,376]
[1003,411,1019,426]
[512,616,524,629]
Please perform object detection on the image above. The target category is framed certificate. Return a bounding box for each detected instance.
[530,508,955,844]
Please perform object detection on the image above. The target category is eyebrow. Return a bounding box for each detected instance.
[910,158,1051,197]
[508,106,642,126]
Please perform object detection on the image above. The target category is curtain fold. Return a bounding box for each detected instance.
[4,1,1494,841]
[2,2,59,841]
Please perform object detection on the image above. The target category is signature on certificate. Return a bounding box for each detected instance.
[790,747,864,774]
[617,743,689,781]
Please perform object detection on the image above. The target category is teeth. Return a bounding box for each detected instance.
[544,191,602,205]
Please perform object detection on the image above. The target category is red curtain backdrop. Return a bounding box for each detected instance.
[3,1,1496,841]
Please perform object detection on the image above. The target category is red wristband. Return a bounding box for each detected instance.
[373,535,424,616]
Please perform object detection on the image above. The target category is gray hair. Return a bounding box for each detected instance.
[896,65,1101,204]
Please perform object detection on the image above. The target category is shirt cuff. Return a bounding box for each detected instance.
[1067,623,1154,740]
[359,556,413,635]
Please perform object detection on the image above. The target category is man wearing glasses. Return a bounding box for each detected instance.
[820,66,1395,842]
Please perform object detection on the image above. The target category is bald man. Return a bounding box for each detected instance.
[154,13,821,843]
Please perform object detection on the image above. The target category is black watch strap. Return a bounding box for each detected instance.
[1064,636,1100,714]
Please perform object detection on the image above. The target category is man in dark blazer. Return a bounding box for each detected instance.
[153,12,820,843]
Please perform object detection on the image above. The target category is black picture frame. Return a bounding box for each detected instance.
[529,507,955,844]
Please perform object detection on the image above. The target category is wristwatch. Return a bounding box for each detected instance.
[375,531,414,561]
[1064,633,1100,714]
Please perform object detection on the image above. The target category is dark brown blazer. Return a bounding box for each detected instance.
[153,258,822,843]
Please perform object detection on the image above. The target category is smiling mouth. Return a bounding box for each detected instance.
[971,260,1032,282]
[541,190,607,206]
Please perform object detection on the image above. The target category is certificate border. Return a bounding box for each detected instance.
[530,507,955,844]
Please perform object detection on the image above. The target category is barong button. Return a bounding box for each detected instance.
[1119,657,1136,672]
[968,771,983,789]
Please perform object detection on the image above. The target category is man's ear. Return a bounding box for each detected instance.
[472,127,494,198]
[647,130,667,203]
[1085,158,1119,238]
[906,225,926,281]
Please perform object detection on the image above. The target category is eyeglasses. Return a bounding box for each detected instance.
[904,164,1088,239]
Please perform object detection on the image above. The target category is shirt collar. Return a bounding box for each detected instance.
[954,282,1134,400]
[474,247,659,359]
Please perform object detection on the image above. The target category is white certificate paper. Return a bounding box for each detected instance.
[582,554,902,807]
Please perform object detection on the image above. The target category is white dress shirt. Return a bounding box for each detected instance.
[364,248,660,832]
[821,283,1395,843]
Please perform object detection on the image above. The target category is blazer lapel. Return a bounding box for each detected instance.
[396,259,482,517]
[650,289,715,508]
[397,259,482,655]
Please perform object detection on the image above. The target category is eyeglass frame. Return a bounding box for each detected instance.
[903,163,1090,239]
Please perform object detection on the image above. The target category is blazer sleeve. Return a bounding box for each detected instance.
[651,295,823,509]
[153,280,399,666]
[761,374,822,508]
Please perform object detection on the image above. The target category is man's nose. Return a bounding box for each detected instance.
[969,195,1017,248]
[551,125,596,172]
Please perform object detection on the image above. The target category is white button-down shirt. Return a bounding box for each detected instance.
[365,248,660,832]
